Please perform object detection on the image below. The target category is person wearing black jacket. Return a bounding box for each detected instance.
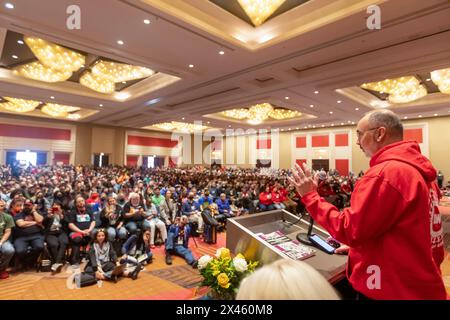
[43,201,68,273]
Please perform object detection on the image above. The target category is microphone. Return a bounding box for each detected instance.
[296,213,314,246]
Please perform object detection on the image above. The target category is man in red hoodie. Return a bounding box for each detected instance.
[288,110,446,300]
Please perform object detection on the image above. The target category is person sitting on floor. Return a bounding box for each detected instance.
[120,229,153,280]
[84,228,121,283]
[165,216,198,268]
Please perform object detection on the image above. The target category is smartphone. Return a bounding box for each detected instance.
[309,234,335,254]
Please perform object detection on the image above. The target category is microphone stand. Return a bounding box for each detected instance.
[296,214,314,246]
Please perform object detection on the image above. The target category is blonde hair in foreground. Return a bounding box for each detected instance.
[236,259,340,300]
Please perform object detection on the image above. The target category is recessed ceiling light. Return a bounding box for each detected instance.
[207,121,210,124]
[17,40,24,45]
[11,55,18,59]
[228,125,231,127]
[189,64,194,68]
[314,91,319,94]
[341,122,344,125]
[284,96,289,100]
[331,124,335,127]
[434,113,438,116]
[288,128,291,130]
[304,126,307,129]
[321,125,325,127]
[426,78,431,82]
[143,19,151,24]
[99,104,103,107]
[295,127,299,130]
[182,117,185,120]
[329,111,333,114]
[50,96,55,99]
[404,116,408,119]
[5,3,14,9]
[347,120,351,123]
[309,104,314,108]
[337,100,342,103]
[312,125,316,128]
[355,107,359,111]
[418,115,422,118]
[219,50,225,55]
[117,40,124,45]
[281,129,284,131]
[351,122,355,125]
[122,81,126,84]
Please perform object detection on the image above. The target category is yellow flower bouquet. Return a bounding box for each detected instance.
[197,247,258,300]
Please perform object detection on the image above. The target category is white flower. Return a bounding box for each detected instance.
[215,248,225,258]
[233,257,248,272]
[198,255,213,270]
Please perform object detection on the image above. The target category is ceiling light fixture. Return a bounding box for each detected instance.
[237,0,286,27]
[284,96,289,100]
[220,103,301,125]
[0,97,41,113]
[13,61,73,83]
[24,36,85,72]
[189,64,194,68]
[5,3,14,9]
[117,40,124,45]
[418,115,422,118]
[219,51,225,55]
[355,107,359,111]
[17,40,24,45]
[361,76,427,103]
[99,104,103,107]
[314,91,319,94]
[309,104,314,108]
[143,19,151,24]
[11,55,18,59]
[329,111,333,114]
[430,68,450,94]
[50,96,55,99]
[80,71,115,94]
[337,100,342,103]
[91,60,154,82]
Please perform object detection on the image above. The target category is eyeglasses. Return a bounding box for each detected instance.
[356,127,380,140]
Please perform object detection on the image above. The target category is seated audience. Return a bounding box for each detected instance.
[122,192,149,235]
[216,193,234,218]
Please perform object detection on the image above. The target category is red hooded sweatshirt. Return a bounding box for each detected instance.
[301,141,446,300]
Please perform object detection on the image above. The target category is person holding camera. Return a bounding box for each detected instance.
[13,198,45,270]
[43,201,69,273]
[165,216,197,268]
[100,196,127,243]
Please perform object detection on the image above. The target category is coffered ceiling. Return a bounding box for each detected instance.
[0,0,449,132]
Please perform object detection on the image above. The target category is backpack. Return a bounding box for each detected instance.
[36,245,52,272]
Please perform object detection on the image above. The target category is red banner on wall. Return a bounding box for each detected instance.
[0,124,71,141]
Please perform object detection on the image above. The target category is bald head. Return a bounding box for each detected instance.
[365,109,403,140]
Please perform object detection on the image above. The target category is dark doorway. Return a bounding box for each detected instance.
[256,159,271,168]
[312,159,329,172]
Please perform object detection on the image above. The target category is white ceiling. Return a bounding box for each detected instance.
[0,0,449,132]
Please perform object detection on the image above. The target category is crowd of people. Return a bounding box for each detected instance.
[0,163,360,284]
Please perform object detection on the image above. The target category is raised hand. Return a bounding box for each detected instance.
[287,163,318,196]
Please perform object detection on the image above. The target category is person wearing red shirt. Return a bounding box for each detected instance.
[259,186,275,211]
[271,186,286,210]
[289,110,446,300]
